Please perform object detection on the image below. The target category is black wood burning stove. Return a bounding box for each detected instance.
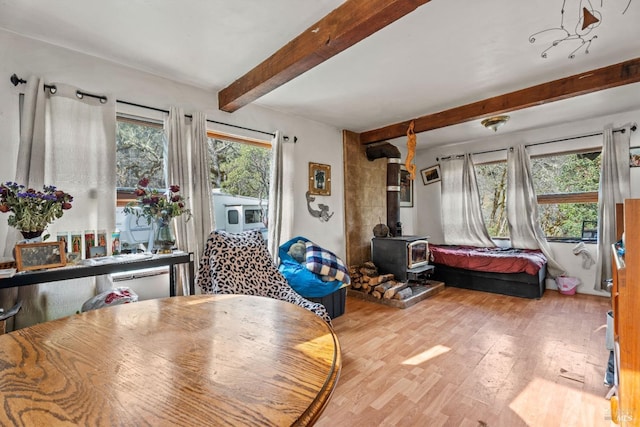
[371,236,433,282]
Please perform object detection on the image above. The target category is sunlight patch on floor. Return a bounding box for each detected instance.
[509,377,610,426]
[402,345,451,366]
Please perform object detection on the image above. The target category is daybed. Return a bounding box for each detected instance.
[430,245,547,299]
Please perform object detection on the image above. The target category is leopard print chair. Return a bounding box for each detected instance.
[197,230,331,323]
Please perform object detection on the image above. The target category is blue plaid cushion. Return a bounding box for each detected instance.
[305,242,350,284]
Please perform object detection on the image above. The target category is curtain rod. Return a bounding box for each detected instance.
[437,124,637,161]
[10,73,276,138]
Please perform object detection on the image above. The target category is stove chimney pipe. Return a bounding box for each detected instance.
[365,142,401,237]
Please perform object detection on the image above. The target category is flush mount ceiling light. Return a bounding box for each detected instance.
[481,115,510,132]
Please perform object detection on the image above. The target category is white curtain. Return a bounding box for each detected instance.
[3,77,47,258]
[440,154,494,247]
[507,145,565,278]
[3,78,116,329]
[189,112,214,267]
[166,107,197,295]
[267,131,294,261]
[594,126,630,290]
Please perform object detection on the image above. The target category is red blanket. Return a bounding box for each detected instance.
[430,245,547,275]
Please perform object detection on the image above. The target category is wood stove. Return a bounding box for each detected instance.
[371,236,433,282]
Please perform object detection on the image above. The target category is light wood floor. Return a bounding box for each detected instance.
[317,287,613,427]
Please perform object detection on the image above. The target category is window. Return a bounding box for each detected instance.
[245,209,263,224]
[476,162,509,238]
[476,149,601,240]
[531,150,600,239]
[207,131,271,200]
[227,210,239,225]
[207,130,271,233]
[116,116,165,206]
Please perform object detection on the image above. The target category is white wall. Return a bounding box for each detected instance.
[398,109,640,296]
[0,28,346,259]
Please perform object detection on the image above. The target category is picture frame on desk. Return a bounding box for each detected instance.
[14,241,66,272]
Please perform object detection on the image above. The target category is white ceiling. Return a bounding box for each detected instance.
[1,0,639,149]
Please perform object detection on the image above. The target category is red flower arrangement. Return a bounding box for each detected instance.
[123,177,191,224]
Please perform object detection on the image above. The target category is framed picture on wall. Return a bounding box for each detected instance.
[400,165,413,207]
[309,162,331,196]
[420,164,441,185]
[630,147,640,167]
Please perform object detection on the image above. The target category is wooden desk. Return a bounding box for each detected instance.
[0,295,341,426]
[0,252,195,296]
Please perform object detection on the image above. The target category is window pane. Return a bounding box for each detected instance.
[227,210,239,225]
[208,138,271,199]
[476,163,508,238]
[245,209,263,224]
[531,151,601,194]
[116,119,166,189]
[538,202,598,238]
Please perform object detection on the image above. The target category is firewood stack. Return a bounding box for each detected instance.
[348,261,413,300]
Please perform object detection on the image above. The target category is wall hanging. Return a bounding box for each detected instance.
[305,191,334,222]
[308,163,331,196]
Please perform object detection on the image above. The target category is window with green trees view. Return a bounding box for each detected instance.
[116,116,271,201]
[476,150,601,240]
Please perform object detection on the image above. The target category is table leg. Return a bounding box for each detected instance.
[169,265,176,297]
[189,253,195,296]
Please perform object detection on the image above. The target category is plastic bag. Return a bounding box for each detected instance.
[557,276,580,295]
[81,287,139,312]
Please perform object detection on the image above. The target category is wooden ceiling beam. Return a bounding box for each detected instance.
[360,57,640,145]
[218,0,432,113]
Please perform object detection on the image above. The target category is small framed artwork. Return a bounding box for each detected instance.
[420,164,441,185]
[309,162,331,196]
[89,246,107,258]
[630,147,640,167]
[14,241,67,272]
[400,166,413,208]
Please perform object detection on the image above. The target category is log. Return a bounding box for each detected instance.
[361,275,371,283]
[360,267,377,276]
[352,280,362,289]
[383,282,408,299]
[374,281,395,294]
[371,290,382,299]
[369,274,394,286]
[393,288,412,300]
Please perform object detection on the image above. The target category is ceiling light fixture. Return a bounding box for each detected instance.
[481,115,510,132]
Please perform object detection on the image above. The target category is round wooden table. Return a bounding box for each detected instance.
[0,295,341,426]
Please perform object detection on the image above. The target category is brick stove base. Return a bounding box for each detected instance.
[347,280,445,309]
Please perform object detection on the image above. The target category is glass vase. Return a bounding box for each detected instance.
[154,218,175,254]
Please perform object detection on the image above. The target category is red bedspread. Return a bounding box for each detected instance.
[429,245,547,275]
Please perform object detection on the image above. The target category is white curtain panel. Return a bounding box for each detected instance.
[507,145,565,278]
[594,126,630,290]
[267,131,293,261]
[6,80,116,329]
[166,107,197,295]
[440,154,494,247]
[189,112,213,268]
[3,76,47,259]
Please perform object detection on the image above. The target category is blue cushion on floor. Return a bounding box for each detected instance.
[278,236,345,298]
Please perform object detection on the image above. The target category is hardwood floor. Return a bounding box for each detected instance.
[317,287,613,427]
